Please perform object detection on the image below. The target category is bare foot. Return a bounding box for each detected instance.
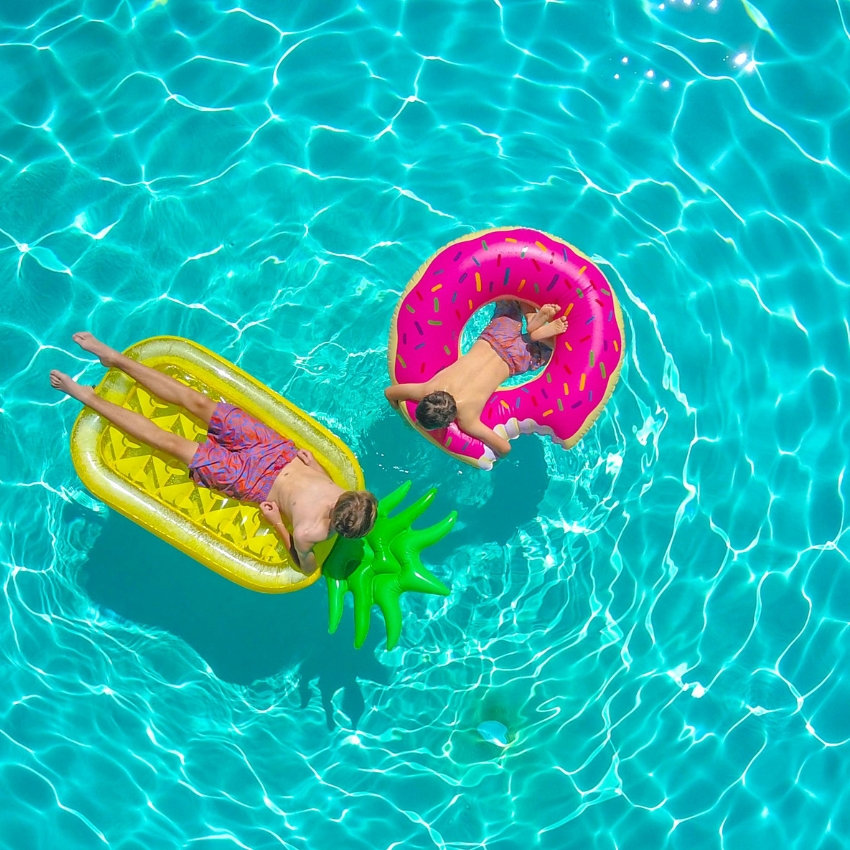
[527,303,559,334]
[530,316,568,342]
[50,370,96,404]
[72,332,119,367]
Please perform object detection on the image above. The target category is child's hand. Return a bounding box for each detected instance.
[260,500,282,525]
[296,448,314,466]
[297,448,326,472]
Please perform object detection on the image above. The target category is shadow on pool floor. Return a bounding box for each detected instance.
[80,413,551,730]
[81,514,388,730]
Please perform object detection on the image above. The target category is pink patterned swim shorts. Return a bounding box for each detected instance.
[188,403,297,502]
[478,300,549,377]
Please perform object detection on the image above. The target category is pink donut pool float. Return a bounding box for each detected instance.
[388,227,626,469]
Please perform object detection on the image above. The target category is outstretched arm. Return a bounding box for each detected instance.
[385,382,428,410]
[260,501,301,566]
[462,418,512,457]
[293,535,319,576]
[261,503,320,574]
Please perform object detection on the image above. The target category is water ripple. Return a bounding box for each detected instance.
[1,0,849,848]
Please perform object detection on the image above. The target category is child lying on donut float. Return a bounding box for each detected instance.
[384,299,567,457]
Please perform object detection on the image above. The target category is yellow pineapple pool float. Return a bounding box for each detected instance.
[70,336,364,593]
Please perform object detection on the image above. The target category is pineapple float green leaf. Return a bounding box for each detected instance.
[323,481,457,650]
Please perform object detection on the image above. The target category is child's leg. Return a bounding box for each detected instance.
[526,303,560,334]
[520,303,538,328]
[529,315,568,343]
[72,332,217,424]
[50,371,198,465]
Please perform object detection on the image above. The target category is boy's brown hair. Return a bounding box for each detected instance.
[415,391,457,430]
[331,490,378,538]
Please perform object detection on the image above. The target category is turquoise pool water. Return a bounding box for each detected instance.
[2,0,849,847]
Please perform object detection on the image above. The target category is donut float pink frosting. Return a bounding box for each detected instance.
[388,227,626,469]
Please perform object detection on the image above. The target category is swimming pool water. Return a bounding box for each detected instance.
[2,0,849,848]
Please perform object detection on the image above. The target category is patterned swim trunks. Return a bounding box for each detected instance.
[478,300,550,377]
[188,403,298,503]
